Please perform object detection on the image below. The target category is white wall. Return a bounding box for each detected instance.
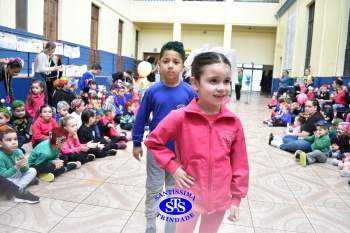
[139,28,173,58]
[27,0,44,35]
[0,0,16,29]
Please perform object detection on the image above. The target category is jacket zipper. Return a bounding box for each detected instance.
[208,124,212,214]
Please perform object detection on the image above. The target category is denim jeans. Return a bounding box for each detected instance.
[280,135,312,153]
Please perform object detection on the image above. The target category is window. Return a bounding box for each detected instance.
[43,0,58,40]
[305,2,315,69]
[16,0,27,31]
[90,4,99,66]
[344,12,350,76]
[118,20,124,56]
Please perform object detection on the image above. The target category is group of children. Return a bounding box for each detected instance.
[266,76,350,177]
[0,41,250,233]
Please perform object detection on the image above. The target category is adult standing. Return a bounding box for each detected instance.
[33,42,63,97]
[46,55,62,106]
[277,70,290,96]
[0,57,23,104]
[234,68,243,102]
[278,99,324,153]
[107,70,132,87]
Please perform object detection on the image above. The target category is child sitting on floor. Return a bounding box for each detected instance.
[294,120,331,167]
[267,92,278,109]
[55,101,70,123]
[70,99,85,129]
[329,122,347,159]
[0,126,38,189]
[268,104,292,127]
[28,127,78,182]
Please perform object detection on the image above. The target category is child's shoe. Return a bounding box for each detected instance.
[270,140,282,148]
[338,162,344,169]
[268,133,274,145]
[14,190,40,204]
[300,152,307,167]
[294,150,304,160]
[268,122,273,127]
[117,143,127,149]
[332,159,341,166]
[107,150,117,156]
[39,173,55,182]
[340,170,350,177]
[87,154,95,161]
[29,177,40,185]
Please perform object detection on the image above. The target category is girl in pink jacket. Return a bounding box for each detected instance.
[145,52,249,233]
[25,80,46,118]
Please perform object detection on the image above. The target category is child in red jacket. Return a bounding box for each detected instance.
[145,52,249,232]
[25,80,46,118]
[31,105,57,148]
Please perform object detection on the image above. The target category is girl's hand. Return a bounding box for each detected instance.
[52,160,63,169]
[172,166,195,189]
[80,145,89,152]
[15,156,27,170]
[104,136,111,142]
[227,205,240,222]
[97,143,105,149]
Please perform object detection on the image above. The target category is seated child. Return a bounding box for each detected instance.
[290,102,302,122]
[60,116,107,164]
[77,109,122,153]
[332,86,347,119]
[294,120,331,167]
[0,175,39,203]
[339,153,350,177]
[86,92,100,110]
[31,105,58,148]
[123,82,133,101]
[69,77,79,100]
[263,98,286,124]
[268,104,292,127]
[114,86,126,124]
[120,100,135,131]
[330,121,347,159]
[55,101,70,123]
[307,86,315,99]
[97,85,107,105]
[88,80,97,94]
[284,115,305,135]
[28,127,78,182]
[267,92,278,109]
[70,99,85,129]
[0,126,38,189]
[317,84,331,109]
[332,122,350,168]
[52,76,75,110]
[10,100,32,154]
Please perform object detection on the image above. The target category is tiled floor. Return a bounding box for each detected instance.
[1,93,350,233]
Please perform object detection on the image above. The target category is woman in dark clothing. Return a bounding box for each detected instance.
[0,57,23,104]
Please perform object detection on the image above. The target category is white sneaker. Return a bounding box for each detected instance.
[340,170,350,177]
[271,140,282,148]
[332,159,341,166]
[338,162,344,169]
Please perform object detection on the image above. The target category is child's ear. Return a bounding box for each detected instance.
[190,77,199,91]
[6,118,10,123]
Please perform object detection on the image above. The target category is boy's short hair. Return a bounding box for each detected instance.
[125,70,132,75]
[91,64,102,70]
[0,107,12,118]
[11,100,25,110]
[315,119,331,129]
[57,101,70,110]
[160,41,185,62]
[110,85,117,91]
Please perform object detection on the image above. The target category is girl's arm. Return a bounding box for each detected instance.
[60,137,81,154]
[25,98,35,118]
[230,120,249,206]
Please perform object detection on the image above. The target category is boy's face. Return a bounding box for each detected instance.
[159,50,184,83]
[337,125,345,136]
[117,89,124,97]
[0,112,10,126]
[0,132,18,153]
[111,89,117,94]
[94,115,101,124]
[316,126,328,137]
[58,107,69,117]
[71,84,78,90]
[128,103,136,112]
[107,110,116,119]
[14,106,25,118]
[91,69,100,75]
[63,82,70,91]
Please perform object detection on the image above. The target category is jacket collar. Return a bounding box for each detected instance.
[184,98,235,118]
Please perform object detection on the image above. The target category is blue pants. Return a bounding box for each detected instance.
[280,135,312,153]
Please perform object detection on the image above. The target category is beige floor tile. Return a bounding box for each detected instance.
[121,211,166,233]
[35,177,100,203]
[221,199,253,227]
[82,183,145,210]
[0,198,78,232]
[0,224,39,233]
[254,227,303,233]
[0,195,17,215]
[301,205,350,233]
[217,224,255,233]
[105,159,147,187]
[50,203,132,233]
[249,200,314,232]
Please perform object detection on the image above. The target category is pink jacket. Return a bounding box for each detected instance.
[25,93,46,118]
[60,136,86,155]
[101,116,120,137]
[32,116,58,145]
[144,99,249,214]
[333,90,347,105]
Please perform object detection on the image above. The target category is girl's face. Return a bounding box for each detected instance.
[90,84,97,90]
[40,107,53,122]
[76,102,85,114]
[58,107,69,117]
[32,83,43,95]
[307,78,313,85]
[191,63,231,113]
[337,125,345,136]
[107,109,116,120]
[304,69,310,76]
[127,103,136,112]
[159,50,184,83]
[282,107,289,113]
[0,132,18,153]
[14,106,25,118]
[89,98,98,106]
[304,100,317,115]
[294,118,302,127]
[65,118,78,136]
[0,113,9,126]
[102,88,107,95]
[300,82,305,88]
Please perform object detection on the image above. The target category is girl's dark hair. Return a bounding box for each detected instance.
[191,52,231,82]
[27,80,47,105]
[91,64,102,70]
[88,80,97,85]
[81,109,96,124]
[306,98,321,112]
[34,104,53,122]
[146,56,156,64]
[7,57,22,69]
[160,41,185,62]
